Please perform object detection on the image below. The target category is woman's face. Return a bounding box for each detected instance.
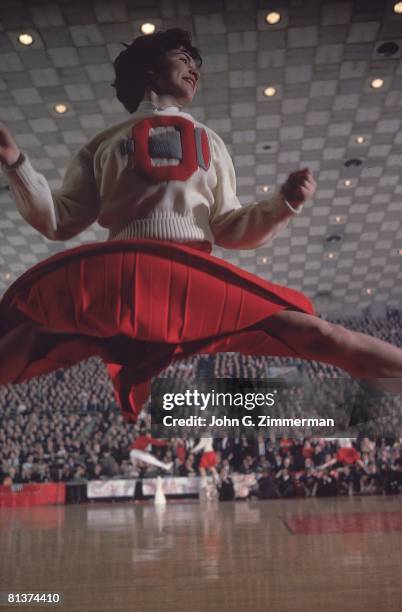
[150,47,200,106]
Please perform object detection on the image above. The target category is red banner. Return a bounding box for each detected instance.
[0,483,66,507]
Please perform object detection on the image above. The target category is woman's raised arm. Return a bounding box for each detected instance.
[0,121,100,241]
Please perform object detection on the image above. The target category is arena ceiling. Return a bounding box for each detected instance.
[0,0,401,315]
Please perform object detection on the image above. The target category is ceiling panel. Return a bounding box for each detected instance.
[0,0,401,316]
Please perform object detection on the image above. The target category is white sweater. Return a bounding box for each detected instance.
[2,100,296,250]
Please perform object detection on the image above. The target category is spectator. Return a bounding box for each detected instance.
[256,469,278,500]
[217,469,235,501]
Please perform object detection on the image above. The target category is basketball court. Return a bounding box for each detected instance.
[1,496,401,611]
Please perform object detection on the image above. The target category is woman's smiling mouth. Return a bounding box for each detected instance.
[183,77,196,88]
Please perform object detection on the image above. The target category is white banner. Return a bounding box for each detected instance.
[87,479,136,499]
[86,475,256,499]
[142,476,200,496]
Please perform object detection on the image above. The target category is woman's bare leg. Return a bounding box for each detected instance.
[317,458,337,470]
[257,310,402,393]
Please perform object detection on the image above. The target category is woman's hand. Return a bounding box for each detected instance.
[0,122,21,166]
[282,168,316,210]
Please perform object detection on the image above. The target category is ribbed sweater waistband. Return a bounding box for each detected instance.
[109,212,211,242]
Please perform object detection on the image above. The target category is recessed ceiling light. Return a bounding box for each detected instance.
[393,2,402,14]
[140,22,156,35]
[355,136,365,144]
[344,179,352,187]
[330,214,346,225]
[326,234,342,244]
[365,288,373,295]
[54,103,68,114]
[370,78,384,89]
[263,86,277,97]
[18,33,33,46]
[260,256,268,264]
[265,11,281,25]
[398,248,402,255]
[5,273,11,280]
[376,41,400,57]
[344,158,363,168]
[325,252,337,260]
[260,185,270,193]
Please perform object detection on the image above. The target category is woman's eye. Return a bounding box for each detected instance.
[180,57,188,64]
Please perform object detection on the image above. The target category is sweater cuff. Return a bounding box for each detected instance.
[260,190,303,217]
[1,153,41,189]
[1,152,26,172]
[283,198,303,215]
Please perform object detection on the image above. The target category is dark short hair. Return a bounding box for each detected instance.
[112,28,202,113]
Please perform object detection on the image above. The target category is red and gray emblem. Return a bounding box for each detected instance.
[120,116,211,182]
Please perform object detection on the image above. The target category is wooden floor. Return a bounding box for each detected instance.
[1,496,401,612]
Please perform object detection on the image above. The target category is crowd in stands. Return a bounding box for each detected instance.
[0,309,401,498]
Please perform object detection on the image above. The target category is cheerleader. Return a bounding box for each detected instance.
[191,437,218,481]
[318,438,366,471]
[129,432,173,473]
[0,28,401,425]
[191,436,219,499]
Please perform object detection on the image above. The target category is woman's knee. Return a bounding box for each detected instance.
[299,319,334,354]
[278,316,352,358]
[261,311,356,359]
[304,321,355,358]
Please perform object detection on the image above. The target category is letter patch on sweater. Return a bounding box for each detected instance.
[126,116,210,182]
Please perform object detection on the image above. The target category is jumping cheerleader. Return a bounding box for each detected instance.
[129,432,173,473]
[0,28,401,424]
[191,437,219,483]
[318,438,366,471]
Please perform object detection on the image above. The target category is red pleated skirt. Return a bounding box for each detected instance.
[0,239,314,422]
[199,451,218,470]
